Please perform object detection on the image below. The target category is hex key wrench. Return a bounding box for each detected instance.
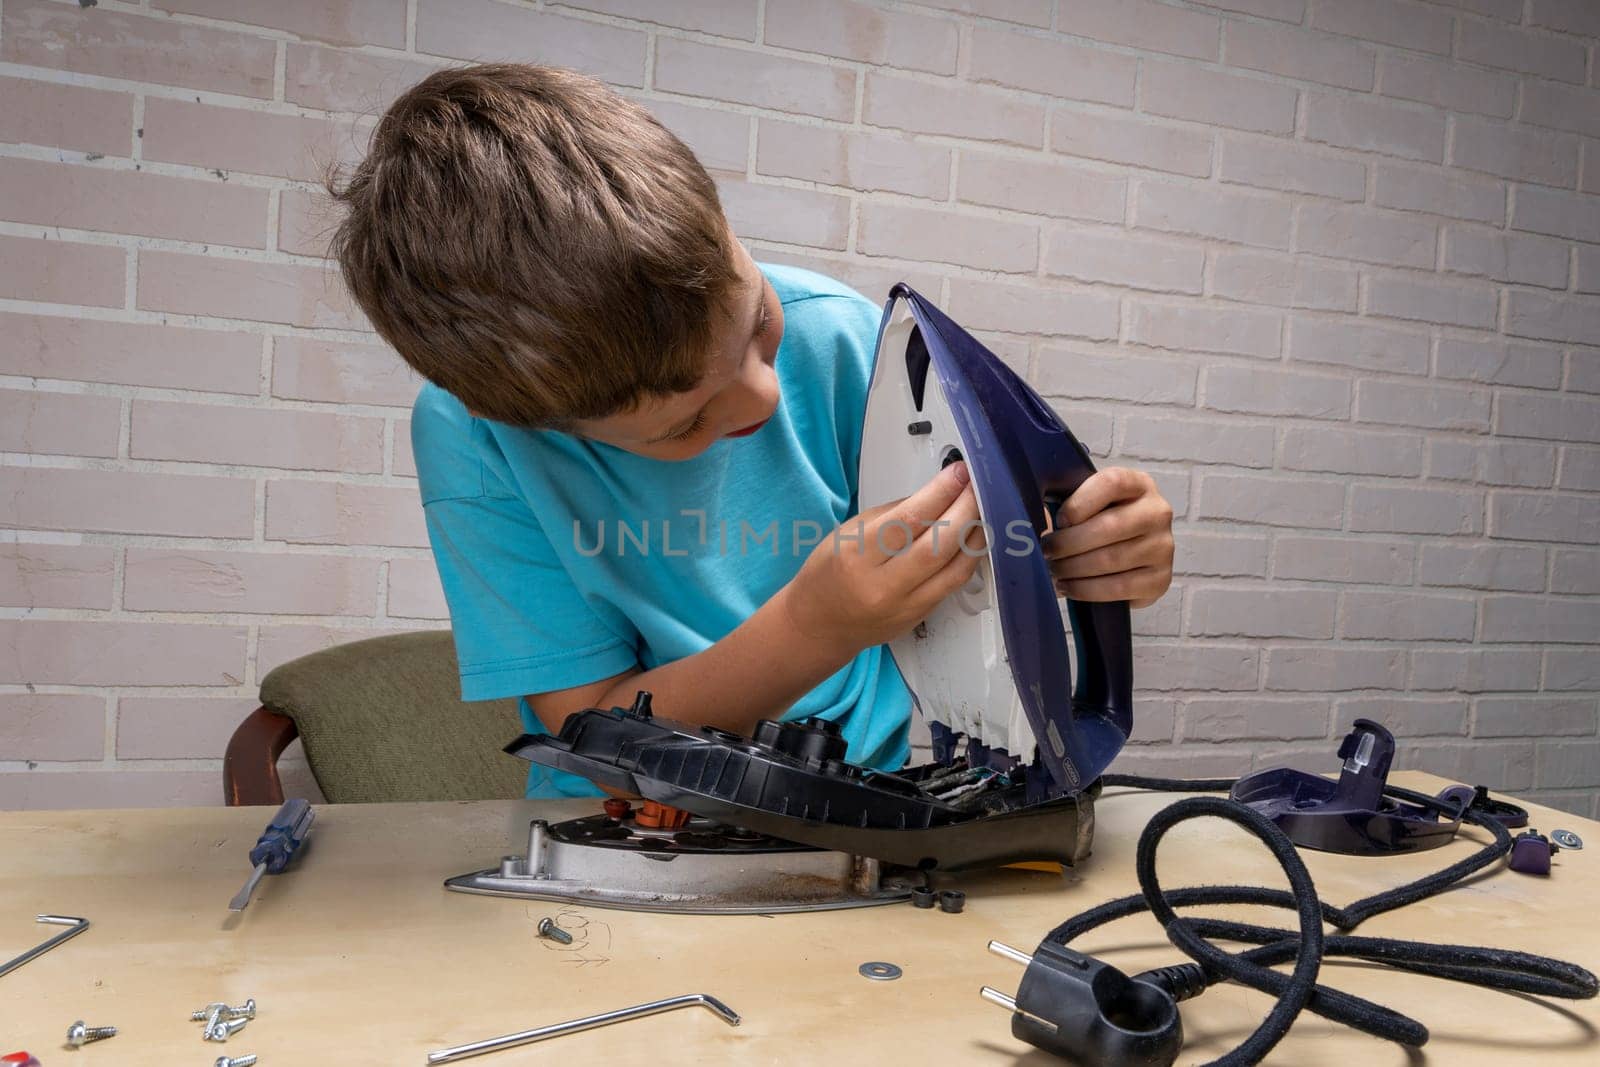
[426,993,740,1063]
[0,915,90,979]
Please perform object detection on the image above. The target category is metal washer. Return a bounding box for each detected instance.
[859,961,902,981]
[1552,829,1584,850]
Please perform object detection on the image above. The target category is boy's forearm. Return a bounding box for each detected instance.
[589,584,858,737]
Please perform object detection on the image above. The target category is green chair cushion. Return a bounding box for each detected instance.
[259,630,528,803]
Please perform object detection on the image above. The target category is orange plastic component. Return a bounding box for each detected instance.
[634,800,691,829]
[603,797,633,821]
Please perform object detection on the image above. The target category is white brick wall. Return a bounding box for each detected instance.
[1,0,1596,813]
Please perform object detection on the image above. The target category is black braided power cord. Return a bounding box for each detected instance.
[1043,774,1599,1066]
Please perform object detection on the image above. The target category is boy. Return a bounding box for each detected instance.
[330,65,1174,798]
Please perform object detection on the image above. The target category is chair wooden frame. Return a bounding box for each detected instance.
[223,706,300,806]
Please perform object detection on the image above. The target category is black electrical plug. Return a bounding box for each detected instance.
[982,940,1185,1067]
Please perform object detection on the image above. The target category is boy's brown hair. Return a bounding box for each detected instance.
[329,64,741,428]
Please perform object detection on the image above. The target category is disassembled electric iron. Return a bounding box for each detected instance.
[446,284,1135,911]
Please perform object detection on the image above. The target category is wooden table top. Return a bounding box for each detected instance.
[1,771,1595,1065]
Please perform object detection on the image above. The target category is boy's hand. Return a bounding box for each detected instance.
[1043,467,1174,609]
[780,462,985,657]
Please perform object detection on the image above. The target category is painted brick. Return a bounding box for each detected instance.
[1129,301,1281,359]
[284,43,443,115]
[967,25,1134,104]
[0,694,106,761]
[1512,185,1600,243]
[1224,19,1374,91]
[1450,117,1580,188]
[0,389,121,459]
[1547,649,1600,691]
[1478,698,1597,738]
[1200,0,1306,20]
[759,123,949,200]
[0,234,123,309]
[1056,403,1117,457]
[720,180,850,251]
[0,770,223,810]
[1520,80,1600,140]
[1308,0,1452,54]
[912,0,1050,27]
[1411,648,1543,692]
[1558,446,1600,490]
[0,544,116,610]
[1441,226,1570,289]
[138,251,365,331]
[124,549,379,615]
[1404,741,1534,790]
[387,557,450,619]
[1376,53,1515,118]
[560,0,758,38]
[658,37,850,120]
[1118,414,1274,467]
[1142,60,1298,135]
[1497,391,1600,441]
[0,313,260,394]
[394,419,417,478]
[1126,698,1179,744]
[1457,18,1588,83]
[957,154,1124,223]
[1341,590,1477,641]
[1112,746,1255,778]
[1490,491,1600,542]
[1348,483,1483,535]
[1195,472,1346,528]
[1552,548,1600,595]
[1281,425,1424,477]
[1505,291,1600,346]
[1474,442,1559,488]
[415,0,645,85]
[1354,378,1490,432]
[1435,338,1563,390]
[1035,350,1199,405]
[272,338,418,408]
[142,97,358,183]
[1184,697,1330,741]
[0,75,133,156]
[1425,438,1479,482]
[859,202,1036,273]
[1274,535,1415,585]
[1052,110,1212,177]
[131,400,384,473]
[1218,136,1366,200]
[1293,202,1436,269]
[266,481,428,548]
[1265,647,1407,691]
[156,0,406,48]
[1210,250,1357,312]
[1481,595,1600,643]
[256,622,427,675]
[1529,0,1600,36]
[637,98,750,174]
[866,73,1043,147]
[1057,0,1220,60]
[1364,273,1498,331]
[1174,532,1270,578]
[1203,365,1350,419]
[945,279,1119,339]
[1190,587,1337,638]
[0,156,268,249]
[0,620,246,686]
[1537,742,1600,788]
[0,467,254,538]
[1431,0,1523,20]
[278,187,331,258]
[116,696,259,760]
[1305,92,1445,162]
[1136,181,1291,249]
[1336,697,1468,737]
[1579,246,1600,295]
[1132,643,1260,691]
[1289,315,1431,375]
[1371,163,1504,225]
[1,0,275,98]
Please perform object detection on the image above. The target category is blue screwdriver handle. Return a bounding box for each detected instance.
[248,798,315,874]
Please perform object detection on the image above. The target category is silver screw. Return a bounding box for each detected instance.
[190,1002,228,1021]
[192,998,255,1022]
[65,1020,118,1047]
[537,917,573,944]
[215,1056,258,1067]
[205,1016,249,1042]
[225,998,257,1021]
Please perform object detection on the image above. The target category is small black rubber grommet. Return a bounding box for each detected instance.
[938,889,966,913]
[911,887,938,909]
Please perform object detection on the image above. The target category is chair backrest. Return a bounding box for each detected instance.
[259,630,529,803]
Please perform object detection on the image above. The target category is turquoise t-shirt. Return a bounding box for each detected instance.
[411,264,914,797]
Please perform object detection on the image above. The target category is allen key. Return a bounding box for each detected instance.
[1,915,91,979]
[426,993,740,1064]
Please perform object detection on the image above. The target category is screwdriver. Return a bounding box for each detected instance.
[229,798,316,912]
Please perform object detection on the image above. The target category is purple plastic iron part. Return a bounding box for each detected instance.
[1229,719,1464,855]
[1508,830,1558,876]
[1435,783,1529,829]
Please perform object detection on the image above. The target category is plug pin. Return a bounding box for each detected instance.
[987,940,1033,966]
[979,986,1060,1033]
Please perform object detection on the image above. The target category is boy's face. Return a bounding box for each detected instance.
[569,242,784,461]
